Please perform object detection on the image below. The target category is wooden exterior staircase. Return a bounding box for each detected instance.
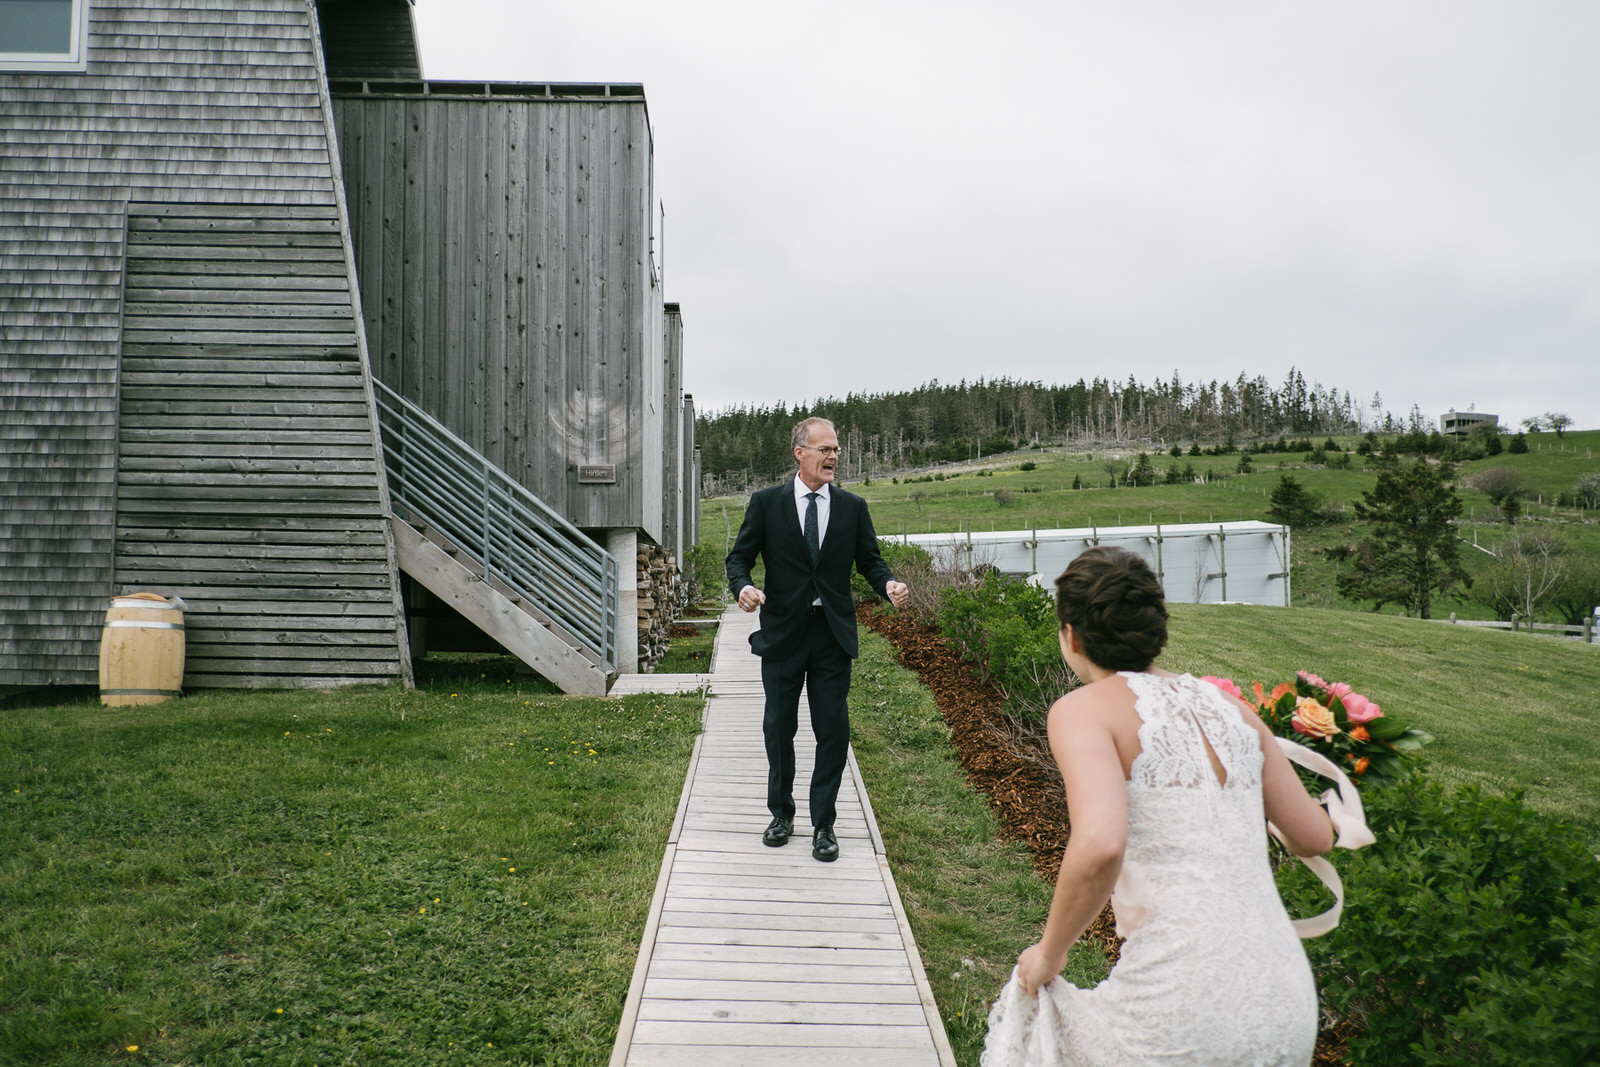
[373,381,620,695]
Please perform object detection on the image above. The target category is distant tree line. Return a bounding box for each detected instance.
[696,369,1366,492]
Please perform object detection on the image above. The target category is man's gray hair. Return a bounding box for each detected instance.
[791,416,836,455]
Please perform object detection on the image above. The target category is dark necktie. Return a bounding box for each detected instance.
[804,492,820,564]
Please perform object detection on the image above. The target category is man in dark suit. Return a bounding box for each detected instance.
[725,417,910,862]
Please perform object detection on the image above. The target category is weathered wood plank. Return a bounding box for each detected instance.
[120,429,374,447]
[118,453,375,471]
[628,1021,934,1049]
[115,540,387,561]
[121,330,366,346]
[124,275,349,293]
[134,203,339,220]
[125,243,345,261]
[624,1048,936,1067]
[121,258,347,277]
[118,415,374,432]
[187,641,402,661]
[636,1000,929,1026]
[648,944,911,969]
[120,390,369,412]
[119,315,356,333]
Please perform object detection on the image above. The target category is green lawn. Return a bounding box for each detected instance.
[6,521,1600,1062]
[1161,603,1600,840]
[0,677,701,1066]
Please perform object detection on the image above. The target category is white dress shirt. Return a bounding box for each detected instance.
[794,476,830,604]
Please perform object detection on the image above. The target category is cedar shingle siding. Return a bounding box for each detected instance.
[0,0,407,688]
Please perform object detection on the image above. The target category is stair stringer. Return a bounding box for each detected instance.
[391,518,613,696]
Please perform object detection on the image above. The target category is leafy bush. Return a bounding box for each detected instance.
[937,573,1074,719]
[1278,777,1600,1065]
[850,539,933,606]
[684,540,727,602]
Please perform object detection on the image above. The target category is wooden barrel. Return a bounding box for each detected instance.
[99,593,186,706]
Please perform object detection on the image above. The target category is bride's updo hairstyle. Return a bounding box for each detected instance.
[1053,546,1169,671]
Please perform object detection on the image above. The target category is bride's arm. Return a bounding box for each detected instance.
[1015,691,1128,997]
[1243,707,1335,857]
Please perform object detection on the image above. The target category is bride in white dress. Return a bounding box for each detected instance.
[983,546,1339,1066]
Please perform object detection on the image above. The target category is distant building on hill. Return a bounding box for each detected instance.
[1439,410,1499,437]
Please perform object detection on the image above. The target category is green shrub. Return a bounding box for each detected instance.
[936,573,1074,719]
[850,539,933,604]
[1278,777,1600,1065]
[684,540,727,601]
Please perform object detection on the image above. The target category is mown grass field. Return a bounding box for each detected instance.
[0,670,700,1066]
[1161,603,1600,839]
[699,428,1600,621]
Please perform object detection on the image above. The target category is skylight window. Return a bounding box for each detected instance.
[0,0,90,72]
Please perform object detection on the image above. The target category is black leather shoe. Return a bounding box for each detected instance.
[812,826,838,862]
[762,816,792,847]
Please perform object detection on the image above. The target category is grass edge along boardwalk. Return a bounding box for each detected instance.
[610,606,956,1067]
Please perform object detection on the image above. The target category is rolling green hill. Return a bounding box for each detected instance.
[698,428,1600,622]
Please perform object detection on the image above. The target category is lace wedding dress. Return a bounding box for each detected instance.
[982,672,1318,1066]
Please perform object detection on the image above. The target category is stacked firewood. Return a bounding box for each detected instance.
[635,544,683,671]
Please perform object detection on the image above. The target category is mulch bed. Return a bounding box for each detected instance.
[857,603,1354,1065]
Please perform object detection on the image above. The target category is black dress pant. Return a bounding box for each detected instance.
[759,608,852,830]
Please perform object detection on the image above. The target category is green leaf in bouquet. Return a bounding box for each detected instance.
[1366,717,1409,741]
[1389,729,1434,753]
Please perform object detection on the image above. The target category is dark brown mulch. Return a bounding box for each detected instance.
[857,603,1353,1065]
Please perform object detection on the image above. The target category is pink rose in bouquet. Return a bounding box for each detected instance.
[1341,693,1383,724]
[1291,696,1339,739]
[1200,675,1244,702]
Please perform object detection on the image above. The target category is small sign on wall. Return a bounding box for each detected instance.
[578,465,617,484]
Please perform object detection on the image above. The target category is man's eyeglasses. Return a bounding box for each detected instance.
[800,445,843,457]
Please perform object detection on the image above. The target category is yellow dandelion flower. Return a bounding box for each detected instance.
[126,1046,138,1053]
[275,1008,284,1014]
[419,907,426,914]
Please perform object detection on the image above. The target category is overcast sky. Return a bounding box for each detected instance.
[412,1,1600,434]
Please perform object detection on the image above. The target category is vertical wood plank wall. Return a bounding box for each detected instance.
[0,0,405,687]
[331,87,667,542]
[683,397,699,549]
[662,305,685,563]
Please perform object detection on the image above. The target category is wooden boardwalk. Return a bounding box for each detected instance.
[609,606,955,1066]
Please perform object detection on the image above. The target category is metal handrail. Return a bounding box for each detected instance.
[373,380,617,670]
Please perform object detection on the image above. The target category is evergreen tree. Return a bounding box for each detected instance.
[1337,457,1469,619]
[1508,432,1529,454]
[1267,474,1321,527]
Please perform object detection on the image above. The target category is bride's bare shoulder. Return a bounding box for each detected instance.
[1048,674,1139,722]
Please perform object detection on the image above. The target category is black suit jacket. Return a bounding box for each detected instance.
[725,481,895,659]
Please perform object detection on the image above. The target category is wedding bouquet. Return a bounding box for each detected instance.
[1201,670,1432,786]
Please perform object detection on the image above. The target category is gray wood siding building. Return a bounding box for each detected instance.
[0,0,407,688]
[2,0,695,694]
[330,82,672,544]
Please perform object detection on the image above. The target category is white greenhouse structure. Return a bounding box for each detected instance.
[895,521,1291,606]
